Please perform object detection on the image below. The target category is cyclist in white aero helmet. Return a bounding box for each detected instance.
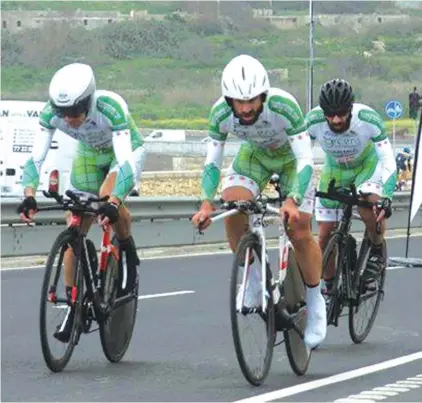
[18,63,146,343]
[192,54,326,350]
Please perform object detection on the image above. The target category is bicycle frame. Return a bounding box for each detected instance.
[43,203,119,321]
[210,203,289,314]
[317,180,381,305]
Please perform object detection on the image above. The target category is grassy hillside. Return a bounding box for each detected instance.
[2,1,421,131]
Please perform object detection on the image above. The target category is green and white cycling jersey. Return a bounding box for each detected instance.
[306,103,397,222]
[22,90,145,201]
[200,88,314,205]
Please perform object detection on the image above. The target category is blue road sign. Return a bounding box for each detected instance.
[385,100,403,119]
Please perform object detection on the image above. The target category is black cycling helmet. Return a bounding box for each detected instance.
[319,79,354,115]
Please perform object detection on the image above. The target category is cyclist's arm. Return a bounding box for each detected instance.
[98,96,146,204]
[269,95,314,205]
[200,106,229,203]
[111,129,143,203]
[21,108,56,196]
[368,116,397,199]
[286,125,314,204]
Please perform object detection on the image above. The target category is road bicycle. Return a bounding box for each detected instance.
[316,179,386,344]
[37,189,138,372]
[209,175,310,386]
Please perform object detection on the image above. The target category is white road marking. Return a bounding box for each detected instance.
[372,388,398,395]
[50,290,195,308]
[233,352,422,403]
[351,394,386,400]
[334,373,422,403]
[1,262,417,273]
[137,290,195,300]
[357,392,387,399]
[2,233,422,271]
[396,381,420,387]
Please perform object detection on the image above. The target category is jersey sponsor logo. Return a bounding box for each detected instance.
[322,132,362,160]
[270,99,301,126]
[234,127,277,139]
[358,109,383,128]
[323,132,361,148]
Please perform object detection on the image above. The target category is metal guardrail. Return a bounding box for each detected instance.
[0,192,413,225]
[1,192,420,257]
[1,196,201,224]
[144,141,325,163]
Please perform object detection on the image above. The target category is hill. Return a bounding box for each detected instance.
[1,1,422,130]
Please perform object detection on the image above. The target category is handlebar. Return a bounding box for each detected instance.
[315,179,376,210]
[37,190,109,215]
[219,198,280,215]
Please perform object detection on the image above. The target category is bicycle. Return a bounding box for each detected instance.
[316,179,386,344]
[37,189,139,372]
[209,175,310,386]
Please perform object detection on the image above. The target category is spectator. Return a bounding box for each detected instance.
[409,86,420,120]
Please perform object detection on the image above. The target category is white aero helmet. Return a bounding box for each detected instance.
[49,63,96,116]
[221,54,270,101]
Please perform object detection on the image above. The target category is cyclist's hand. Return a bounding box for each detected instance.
[280,198,300,229]
[17,196,38,223]
[98,202,119,226]
[191,200,216,231]
[373,198,392,223]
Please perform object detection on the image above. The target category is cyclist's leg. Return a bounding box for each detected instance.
[221,143,268,253]
[355,154,387,276]
[105,144,146,293]
[221,144,271,307]
[55,144,111,342]
[277,157,326,348]
[315,161,352,281]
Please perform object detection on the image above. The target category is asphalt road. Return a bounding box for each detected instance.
[2,235,422,402]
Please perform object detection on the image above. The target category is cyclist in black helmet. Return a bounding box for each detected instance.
[306,78,397,293]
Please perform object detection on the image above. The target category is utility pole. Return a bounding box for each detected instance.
[307,0,315,112]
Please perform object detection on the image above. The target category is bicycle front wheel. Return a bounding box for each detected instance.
[100,237,138,363]
[283,249,310,376]
[348,238,386,344]
[230,231,276,386]
[39,229,83,372]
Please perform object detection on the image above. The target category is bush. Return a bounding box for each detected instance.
[138,118,208,130]
[100,19,191,59]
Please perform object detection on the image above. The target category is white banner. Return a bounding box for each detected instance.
[410,112,422,222]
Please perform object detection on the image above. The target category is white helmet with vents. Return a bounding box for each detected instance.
[49,63,96,108]
[221,54,270,101]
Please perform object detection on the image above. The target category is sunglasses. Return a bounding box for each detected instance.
[323,109,350,118]
[51,102,87,118]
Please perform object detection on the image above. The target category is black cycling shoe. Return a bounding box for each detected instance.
[118,236,140,295]
[363,243,386,283]
[53,306,75,343]
[322,277,334,296]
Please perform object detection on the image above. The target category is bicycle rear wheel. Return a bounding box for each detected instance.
[348,238,386,344]
[230,231,276,386]
[99,237,138,363]
[283,249,310,376]
[39,229,83,372]
[321,233,345,327]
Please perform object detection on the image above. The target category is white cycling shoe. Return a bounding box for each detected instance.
[236,267,262,310]
[304,283,327,349]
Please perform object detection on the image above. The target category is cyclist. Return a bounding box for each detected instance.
[395,147,412,190]
[306,79,397,288]
[17,63,146,342]
[191,54,326,349]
